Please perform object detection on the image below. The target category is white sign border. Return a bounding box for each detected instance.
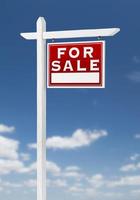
[47,40,105,89]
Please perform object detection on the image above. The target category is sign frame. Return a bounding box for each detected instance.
[47,40,106,89]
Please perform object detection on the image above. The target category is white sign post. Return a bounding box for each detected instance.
[20,17,120,200]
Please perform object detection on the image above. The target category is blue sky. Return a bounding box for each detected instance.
[0,0,140,200]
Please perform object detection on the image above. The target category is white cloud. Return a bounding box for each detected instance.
[49,179,67,188]
[0,124,15,134]
[131,189,140,196]
[21,161,84,181]
[20,153,30,161]
[85,174,140,190]
[47,160,61,175]
[0,159,25,175]
[18,162,36,173]
[87,174,104,188]
[108,175,140,187]
[46,129,108,150]
[127,71,140,83]
[28,129,108,150]
[69,186,84,193]
[0,136,19,159]
[134,134,140,139]
[24,178,67,189]
[130,153,140,161]
[24,179,36,188]
[120,162,140,172]
[68,183,124,199]
[2,127,140,199]
[20,160,61,176]
[0,180,22,188]
[65,166,81,172]
[84,188,99,197]
[133,56,140,64]
[63,171,83,179]
[0,157,61,177]
[102,192,123,198]
[62,165,84,180]
[28,143,37,149]
[120,164,137,172]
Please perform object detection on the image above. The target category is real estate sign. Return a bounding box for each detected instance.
[47,41,105,88]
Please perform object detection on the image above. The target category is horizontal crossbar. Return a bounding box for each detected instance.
[20,28,120,40]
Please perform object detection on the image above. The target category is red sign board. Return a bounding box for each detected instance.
[47,41,105,88]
